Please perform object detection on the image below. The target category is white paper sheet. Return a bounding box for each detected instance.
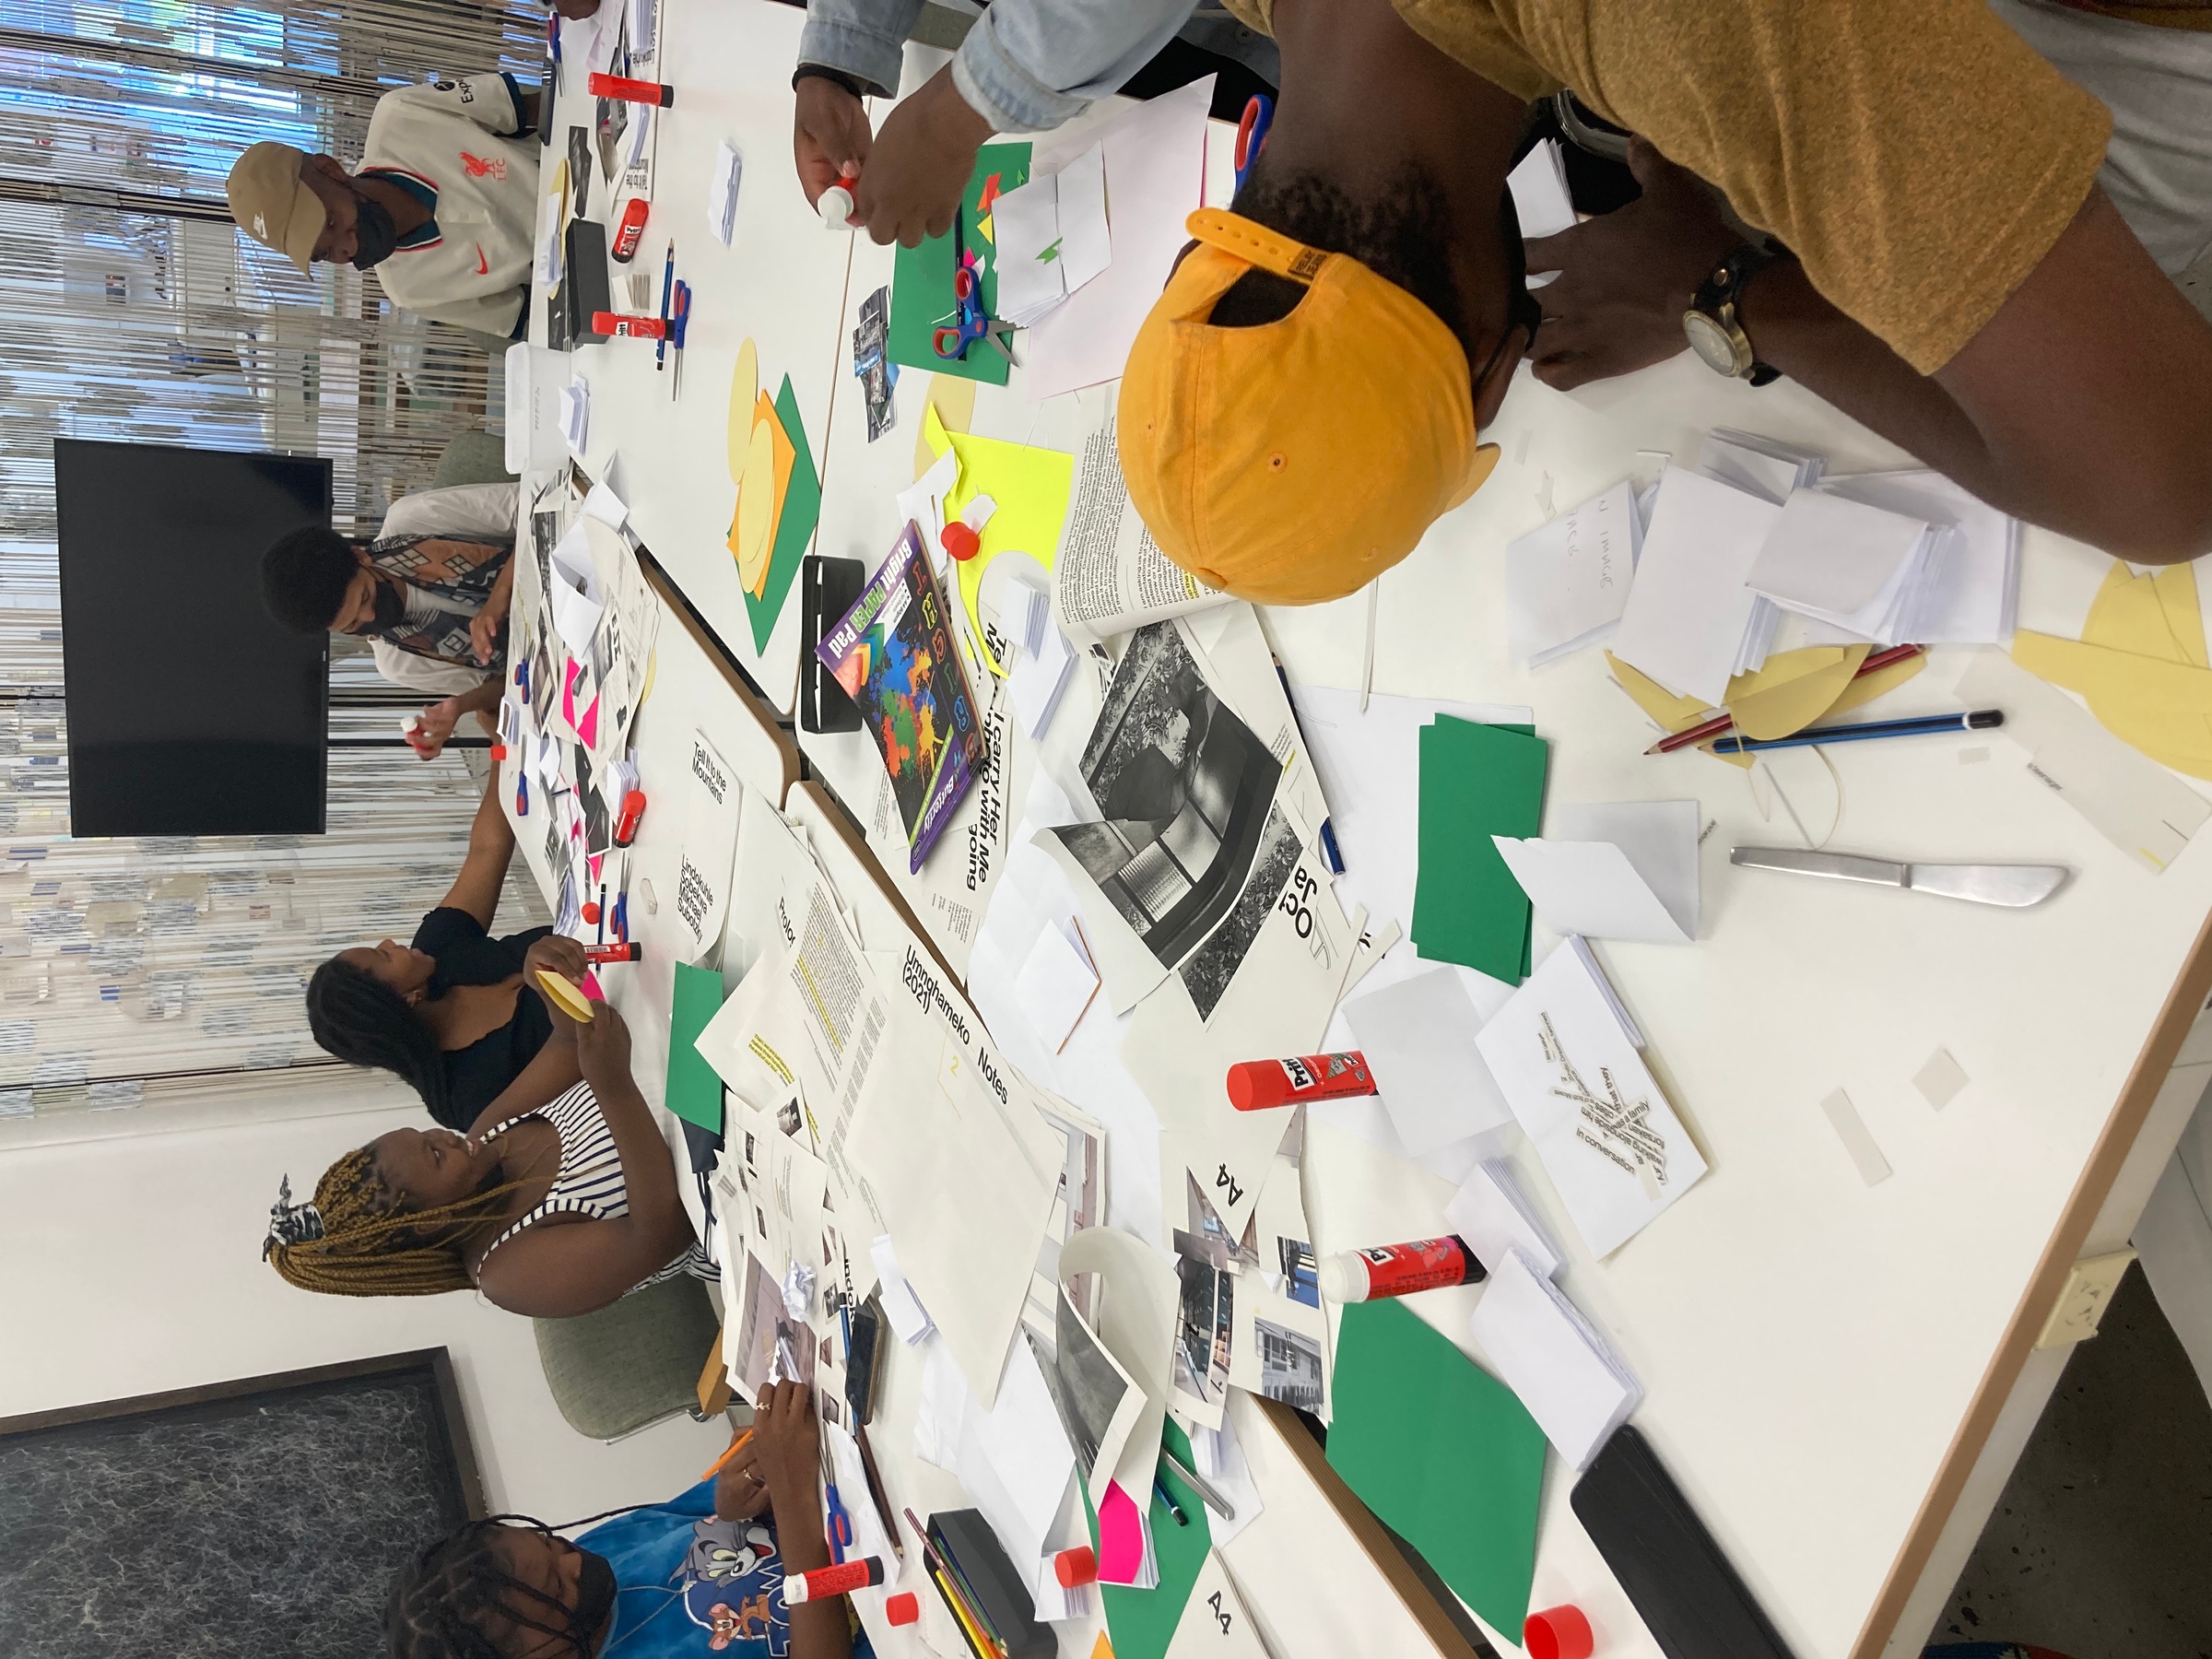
[1059,1226,1179,1500]
[1493,798,1699,945]
[673,730,742,963]
[1014,919,1100,1053]
[1505,480,1641,667]
[1467,1247,1641,1469]
[1026,77,1213,399]
[1161,1548,1273,1659]
[1610,465,1784,706]
[870,1233,935,1342]
[1340,966,1514,1156]
[1818,469,2019,645]
[547,523,605,656]
[1054,140,1112,291]
[559,379,591,458]
[1818,1087,1893,1186]
[582,478,629,531]
[952,1333,1078,1571]
[1507,137,1576,291]
[1474,937,1707,1258]
[1445,1157,1566,1280]
[1746,488,1948,645]
[993,171,1073,327]
[1958,651,2210,872]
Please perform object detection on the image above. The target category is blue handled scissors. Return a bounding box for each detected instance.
[932,210,1017,365]
[819,1441,853,1564]
[1234,94,1273,194]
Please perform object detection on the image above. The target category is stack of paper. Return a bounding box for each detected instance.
[871,1234,936,1344]
[1700,428,1825,504]
[1505,480,1642,667]
[1490,799,1699,945]
[1096,1480,1159,1587]
[559,379,590,457]
[1412,716,1549,983]
[992,143,1112,328]
[1746,488,1956,646]
[1468,1248,1642,1469]
[1341,966,1514,1155]
[1610,465,1784,705]
[1013,919,1099,1053]
[1034,1549,1093,1623]
[1474,937,1706,1257]
[1445,1158,1565,1280]
[1817,469,2019,644]
[1006,578,1077,736]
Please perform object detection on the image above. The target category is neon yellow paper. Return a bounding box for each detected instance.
[2012,561,2212,778]
[923,404,1075,677]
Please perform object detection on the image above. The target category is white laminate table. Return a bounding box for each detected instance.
[522,14,2212,1657]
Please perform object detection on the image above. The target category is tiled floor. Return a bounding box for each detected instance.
[1932,1264,2212,1657]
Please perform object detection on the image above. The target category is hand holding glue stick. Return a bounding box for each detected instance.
[819,162,861,229]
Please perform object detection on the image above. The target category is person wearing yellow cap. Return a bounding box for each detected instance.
[1119,0,2212,606]
[227,73,540,341]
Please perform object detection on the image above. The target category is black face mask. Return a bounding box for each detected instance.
[351,194,400,269]
[368,573,408,631]
[572,1546,619,1650]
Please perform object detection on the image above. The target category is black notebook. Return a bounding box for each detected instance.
[1571,1426,1798,1659]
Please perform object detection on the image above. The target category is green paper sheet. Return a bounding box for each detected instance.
[1078,1419,1212,1659]
[888,143,1032,388]
[665,961,728,1132]
[744,374,821,654]
[1327,1298,1547,1637]
[1412,715,1548,984]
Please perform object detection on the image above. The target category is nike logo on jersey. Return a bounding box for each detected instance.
[474,245,489,276]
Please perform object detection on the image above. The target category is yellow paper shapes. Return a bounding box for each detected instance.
[2013,561,2212,778]
[725,339,796,600]
[1606,644,1925,766]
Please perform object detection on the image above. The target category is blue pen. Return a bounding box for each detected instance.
[1153,1475,1190,1526]
[1711,709,2003,755]
[1273,655,1347,877]
[655,241,675,371]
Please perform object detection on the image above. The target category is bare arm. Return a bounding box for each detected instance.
[1526,144,2212,563]
[474,1000,694,1316]
[462,1016,582,1143]
[718,1382,851,1659]
[439,767,517,925]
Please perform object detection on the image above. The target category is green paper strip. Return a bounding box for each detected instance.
[664,961,727,1131]
[1411,715,1547,984]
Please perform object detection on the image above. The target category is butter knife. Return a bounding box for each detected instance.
[1730,847,2068,908]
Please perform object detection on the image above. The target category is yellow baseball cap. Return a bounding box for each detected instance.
[228,141,324,276]
[1118,208,1500,606]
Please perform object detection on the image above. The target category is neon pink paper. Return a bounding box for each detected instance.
[1096,1479,1146,1584]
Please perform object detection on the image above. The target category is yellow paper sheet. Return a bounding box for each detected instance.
[2011,560,2212,778]
[730,392,796,595]
[1725,645,1873,740]
[726,337,759,480]
[924,404,1075,677]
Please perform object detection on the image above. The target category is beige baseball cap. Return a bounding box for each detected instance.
[227,142,324,275]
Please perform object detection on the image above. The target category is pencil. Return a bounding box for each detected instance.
[1644,643,1924,755]
[700,1428,753,1482]
[904,1508,1001,1657]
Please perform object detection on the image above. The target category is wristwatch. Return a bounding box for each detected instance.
[1684,244,1780,387]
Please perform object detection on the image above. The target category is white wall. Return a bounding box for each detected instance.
[0,1091,728,1524]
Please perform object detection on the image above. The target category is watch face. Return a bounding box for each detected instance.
[1683,310,1743,376]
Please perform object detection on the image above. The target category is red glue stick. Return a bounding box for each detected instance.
[885,1592,919,1626]
[612,195,650,262]
[589,71,674,107]
[1524,1605,1594,1659]
[584,941,641,964]
[1317,1235,1487,1302]
[613,788,647,845]
[592,312,666,339]
[782,1556,885,1604]
[1225,1051,1375,1112]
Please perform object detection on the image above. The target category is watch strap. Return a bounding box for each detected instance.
[1692,244,1780,385]
[793,64,876,101]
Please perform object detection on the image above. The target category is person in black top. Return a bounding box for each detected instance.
[306,769,571,1130]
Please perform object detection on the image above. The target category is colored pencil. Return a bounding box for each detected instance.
[1644,643,1925,755]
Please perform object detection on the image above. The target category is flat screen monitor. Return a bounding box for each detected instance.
[55,441,332,836]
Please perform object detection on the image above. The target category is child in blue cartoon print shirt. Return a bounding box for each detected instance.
[385,1382,871,1659]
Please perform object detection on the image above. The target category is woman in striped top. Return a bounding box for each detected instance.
[265,937,709,1315]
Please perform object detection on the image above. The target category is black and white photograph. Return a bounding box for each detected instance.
[1171,1237,1234,1412]
[1051,621,1286,1014]
[1035,1280,1134,1479]
[1255,1316,1326,1413]
[1174,803,1304,1020]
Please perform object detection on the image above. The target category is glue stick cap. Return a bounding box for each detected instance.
[819,184,854,229]
[940,521,981,561]
[1315,1252,1369,1304]
[1523,1604,1594,1659]
[886,1592,918,1626]
[1053,1546,1097,1587]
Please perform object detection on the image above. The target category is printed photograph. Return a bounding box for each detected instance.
[1035,1280,1131,1478]
[730,1257,817,1396]
[1278,1236,1322,1309]
[1175,803,1302,1020]
[1052,622,1284,991]
[1254,1316,1325,1413]
[1172,1245,1234,1410]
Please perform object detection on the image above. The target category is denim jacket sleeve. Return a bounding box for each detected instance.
[952,0,1198,132]
[797,0,927,100]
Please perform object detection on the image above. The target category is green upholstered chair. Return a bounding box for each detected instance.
[533,1274,723,1441]
[431,429,517,490]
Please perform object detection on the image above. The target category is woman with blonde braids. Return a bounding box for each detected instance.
[265,941,709,1316]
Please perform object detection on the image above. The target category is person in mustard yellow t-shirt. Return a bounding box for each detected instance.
[1114,0,2212,607]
